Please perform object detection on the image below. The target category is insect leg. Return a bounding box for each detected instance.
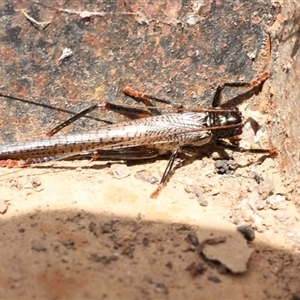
[46,104,103,136]
[123,87,163,116]
[150,148,180,199]
[102,101,154,120]
[216,140,277,156]
[123,87,171,105]
[212,71,270,107]
[48,85,180,137]
[123,87,186,115]
[1,147,160,168]
[212,82,249,108]
[92,147,159,160]
[46,101,154,137]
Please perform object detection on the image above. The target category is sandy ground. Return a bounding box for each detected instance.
[0,143,299,299]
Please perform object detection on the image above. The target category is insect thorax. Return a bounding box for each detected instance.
[208,107,243,139]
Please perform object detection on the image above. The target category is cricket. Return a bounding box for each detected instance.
[0,72,275,198]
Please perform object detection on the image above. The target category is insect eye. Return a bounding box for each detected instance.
[235,125,243,135]
[230,106,242,118]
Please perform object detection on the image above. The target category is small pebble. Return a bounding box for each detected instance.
[109,164,131,179]
[258,178,274,199]
[237,225,255,241]
[214,159,237,175]
[185,185,208,206]
[135,170,158,184]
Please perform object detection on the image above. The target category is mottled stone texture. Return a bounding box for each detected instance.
[267,0,300,202]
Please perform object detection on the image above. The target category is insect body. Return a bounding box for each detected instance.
[0,72,274,198]
[0,108,241,160]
